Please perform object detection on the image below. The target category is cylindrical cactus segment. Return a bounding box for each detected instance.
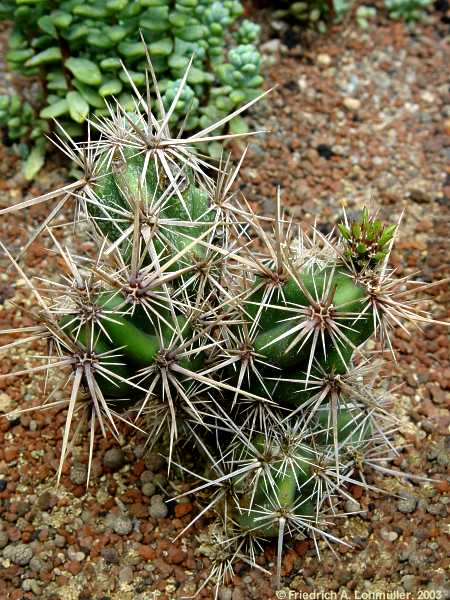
[246,265,372,370]
[246,266,366,330]
[59,315,134,398]
[317,406,372,445]
[91,143,214,271]
[233,436,316,536]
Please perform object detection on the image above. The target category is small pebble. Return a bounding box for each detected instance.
[119,566,134,584]
[22,579,41,594]
[70,464,87,486]
[3,543,34,565]
[16,501,29,517]
[345,499,361,512]
[112,515,133,536]
[0,479,7,492]
[38,491,55,511]
[101,547,119,564]
[54,534,66,548]
[380,529,398,542]
[133,445,146,459]
[401,575,416,592]
[409,186,432,203]
[0,530,9,549]
[142,482,156,497]
[260,39,281,54]
[0,392,13,412]
[103,447,125,471]
[144,453,164,472]
[67,546,85,562]
[421,91,435,104]
[343,97,361,112]
[149,499,168,519]
[140,470,154,484]
[397,495,417,514]
[426,502,446,516]
[317,53,331,66]
[29,556,45,572]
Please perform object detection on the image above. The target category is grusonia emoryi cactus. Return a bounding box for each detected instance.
[0,59,444,595]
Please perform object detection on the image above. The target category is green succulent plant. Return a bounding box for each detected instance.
[272,0,335,31]
[355,4,377,28]
[0,0,262,177]
[1,64,444,594]
[268,0,429,29]
[384,0,432,20]
[0,93,49,179]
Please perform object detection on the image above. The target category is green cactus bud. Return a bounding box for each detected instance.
[338,209,398,271]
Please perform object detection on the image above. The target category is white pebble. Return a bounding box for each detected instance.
[343,97,361,112]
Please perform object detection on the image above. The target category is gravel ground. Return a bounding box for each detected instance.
[0,7,449,600]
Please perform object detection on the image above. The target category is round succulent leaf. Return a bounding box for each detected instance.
[87,31,115,49]
[139,0,170,5]
[8,94,21,115]
[174,24,206,42]
[66,90,90,123]
[50,10,73,29]
[119,70,145,87]
[40,98,69,119]
[73,81,105,108]
[37,15,57,37]
[7,116,21,129]
[118,41,146,58]
[106,25,130,43]
[72,4,108,18]
[229,115,249,135]
[24,142,46,181]
[139,16,170,32]
[47,76,68,91]
[65,57,102,86]
[168,54,189,70]
[65,23,89,41]
[148,37,173,56]
[99,79,123,97]
[169,11,188,27]
[25,46,62,67]
[6,48,34,63]
[186,66,205,84]
[100,57,122,71]
[207,141,225,159]
[106,0,128,11]
[8,28,27,49]
[118,92,135,111]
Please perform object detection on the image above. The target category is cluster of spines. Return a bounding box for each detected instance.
[0,60,442,595]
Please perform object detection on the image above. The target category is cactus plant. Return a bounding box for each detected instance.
[0,0,262,177]
[0,61,446,594]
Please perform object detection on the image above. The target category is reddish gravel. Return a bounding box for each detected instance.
[0,7,449,600]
